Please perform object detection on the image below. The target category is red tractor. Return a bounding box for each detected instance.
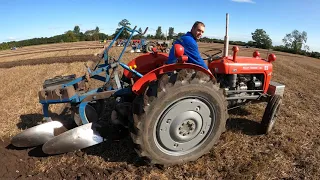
[121,44,283,165]
[11,14,285,166]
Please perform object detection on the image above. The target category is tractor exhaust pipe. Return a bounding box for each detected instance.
[223,13,229,57]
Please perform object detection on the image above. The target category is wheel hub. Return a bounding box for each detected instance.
[155,97,215,155]
[169,111,202,143]
[178,119,196,136]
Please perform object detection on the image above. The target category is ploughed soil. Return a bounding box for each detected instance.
[0,55,101,69]
[0,43,319,179]
[0,136,151,179]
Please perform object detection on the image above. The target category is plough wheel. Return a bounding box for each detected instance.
[130,69,228,165]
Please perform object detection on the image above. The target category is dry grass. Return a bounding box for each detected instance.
[0,47,103,63]
[0,41,103,56]
[0,42,319,179]
[0,48,102,62]
[0,62,90,137]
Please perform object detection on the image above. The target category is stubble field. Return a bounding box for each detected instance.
[0,41,319,179]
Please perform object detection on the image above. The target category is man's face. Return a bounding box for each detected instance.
[191,24,205,40]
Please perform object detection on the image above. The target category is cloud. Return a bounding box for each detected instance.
[204,34,223,39]
[231,0,255,3]
[6,37,16,41]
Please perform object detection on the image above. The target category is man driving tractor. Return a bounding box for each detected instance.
[167,21,208,70]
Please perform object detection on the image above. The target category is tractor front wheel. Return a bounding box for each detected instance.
[130,70,228,165]
[260,95,282,134]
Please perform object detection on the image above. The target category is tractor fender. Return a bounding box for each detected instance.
[123,52,169,79]
[132,63,215,95]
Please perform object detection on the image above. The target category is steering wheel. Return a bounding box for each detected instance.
[202,48,223,62]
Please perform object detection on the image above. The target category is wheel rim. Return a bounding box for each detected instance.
[147,44,155,52]
[154,96,215,156]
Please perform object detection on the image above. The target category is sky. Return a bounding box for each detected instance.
[1,0,320,51]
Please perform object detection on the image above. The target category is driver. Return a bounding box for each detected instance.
[166,21,208,70]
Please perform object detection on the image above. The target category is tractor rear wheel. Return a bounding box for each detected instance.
[130,69,228,165]
[146,42,156,53]
[261,95,282,134]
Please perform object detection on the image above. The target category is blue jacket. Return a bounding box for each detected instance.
[167,32,208,70]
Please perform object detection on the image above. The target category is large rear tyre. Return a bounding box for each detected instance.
[261,95,282,134]
[146,42,157,53]
[130,69,228,165]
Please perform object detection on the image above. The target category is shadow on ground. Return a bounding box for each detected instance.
[228,106,252,116]
[226,118,263,136]
[11,104,264,166]
[17,104,74,130]
[226,106,264,136]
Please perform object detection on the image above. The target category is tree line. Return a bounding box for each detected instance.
[0,26,112,50]
[200,28,320,59]
[1,19,319,59]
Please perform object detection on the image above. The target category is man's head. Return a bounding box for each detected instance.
[191,21,205,40]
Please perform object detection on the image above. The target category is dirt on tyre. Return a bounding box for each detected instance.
[130,69,228,165]
[261,95,282,134]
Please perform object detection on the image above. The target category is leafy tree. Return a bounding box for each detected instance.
[93,34,99,41]
[78,32,86,41]
[95,26,100,33]
[118,19,130,27]
[230,41,246,46]
[251,29,272,49]
[73,25,80,34]
[146,34,154,39]
[168,27,174,39]
[113,19,131,39]
[283,30,309,53]
[155,26,162,39]
[65,31,78,42]
[246,40,256,47]
[92,26,100,40]
[84,30,95,36]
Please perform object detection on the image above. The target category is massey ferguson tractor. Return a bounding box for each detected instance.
[11,14,285,166]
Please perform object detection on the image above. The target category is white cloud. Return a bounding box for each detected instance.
[231,0,255,3]
[5,37,17,41]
